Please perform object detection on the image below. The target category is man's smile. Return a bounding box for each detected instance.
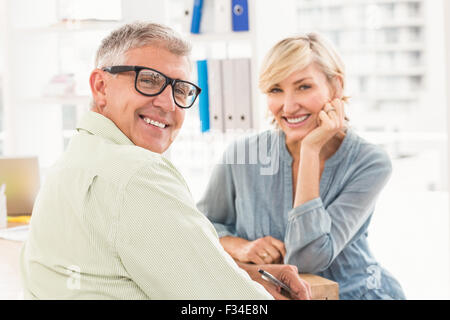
[139,114,169,129]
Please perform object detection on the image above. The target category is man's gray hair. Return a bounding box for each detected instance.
[94,21,192,68]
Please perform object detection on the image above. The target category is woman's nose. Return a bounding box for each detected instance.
[282,93,299,114]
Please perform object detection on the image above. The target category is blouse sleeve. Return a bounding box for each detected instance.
[284,147,392,273]
[196,150,238,238]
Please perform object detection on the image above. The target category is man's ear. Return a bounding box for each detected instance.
[89,69,108,112]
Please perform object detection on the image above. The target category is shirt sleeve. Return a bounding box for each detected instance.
[284,147,392,273]
[115,158,272,300]
[196,158,238,238]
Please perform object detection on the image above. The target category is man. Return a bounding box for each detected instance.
[20,22,311,299]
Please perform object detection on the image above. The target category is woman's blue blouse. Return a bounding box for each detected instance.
[197,128,406,300]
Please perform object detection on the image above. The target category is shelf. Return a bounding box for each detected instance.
[351,67,425,77]
[13,20,122,35]
[186,31,252,44]
[353,92,420,101]
[339,42,424,53]
[299,0,422,10]
[356,131,447,143]
[310,19,425,32]
[21,95,91,106]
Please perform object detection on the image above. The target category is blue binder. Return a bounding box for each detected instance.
[196,60,210,132]
[190,0,203,34]
[231,0,249,32]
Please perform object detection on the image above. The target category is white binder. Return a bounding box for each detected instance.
[232,58,253,130]
[221,59,235,132]
[207,59,225,132]
[200,0,215,33]
[181,0,194,33]
[214,0,232,33]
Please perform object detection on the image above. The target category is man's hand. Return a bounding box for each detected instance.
[237,262,312,300]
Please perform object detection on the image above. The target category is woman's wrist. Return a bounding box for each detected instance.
[220,236,249,261]
[294,145,321,208]
[300,140,323,156]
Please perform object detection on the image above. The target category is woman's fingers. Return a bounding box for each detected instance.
[323,100,345,131]
[329,98,345,128]
[269,237,286,260]
[249,253,266,265]
[318,110,334,130]
[263,246,281,263]
[246,236,286,264]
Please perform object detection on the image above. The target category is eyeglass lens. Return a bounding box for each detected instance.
[136,69,198,108]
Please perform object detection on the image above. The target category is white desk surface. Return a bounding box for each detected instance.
[0,223,25,299]
[0,223,339,300]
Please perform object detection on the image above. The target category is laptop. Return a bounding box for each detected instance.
[0,157,40,216]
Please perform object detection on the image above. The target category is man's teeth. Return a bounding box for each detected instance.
[286,115,310,124]
[143,117,166,128]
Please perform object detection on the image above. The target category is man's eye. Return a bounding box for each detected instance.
[140,78,157,84]
[175,88,187,96]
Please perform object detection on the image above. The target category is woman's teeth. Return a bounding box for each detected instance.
[143,116,166,129]
[286,115,310,124]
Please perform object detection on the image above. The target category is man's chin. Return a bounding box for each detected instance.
[135,140,169,154]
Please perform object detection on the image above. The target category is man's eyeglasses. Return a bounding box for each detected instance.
[102,65,202,109]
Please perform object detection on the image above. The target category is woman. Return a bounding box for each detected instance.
[197,33,406,300]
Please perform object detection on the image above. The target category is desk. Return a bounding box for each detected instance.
[300,273,339,300]
[0,223,339,300]
[0,222,25,299]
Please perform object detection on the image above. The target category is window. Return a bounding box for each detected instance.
[297,0,448,299]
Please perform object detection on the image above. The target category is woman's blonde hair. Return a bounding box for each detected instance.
[259,32,347,95]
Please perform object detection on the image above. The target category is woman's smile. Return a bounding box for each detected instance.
[282,114,312,128]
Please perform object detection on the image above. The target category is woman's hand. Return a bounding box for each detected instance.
[301,98,346,153]
[220,236,286,265]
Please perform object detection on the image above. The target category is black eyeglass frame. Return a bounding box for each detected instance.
[102,65,201,109]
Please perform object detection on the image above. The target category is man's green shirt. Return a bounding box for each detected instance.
[19,111,272,299]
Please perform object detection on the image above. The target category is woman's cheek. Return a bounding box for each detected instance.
[306,94,328,113]
[267,97,281,115]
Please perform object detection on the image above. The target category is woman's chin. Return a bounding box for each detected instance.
[282,125,314,143]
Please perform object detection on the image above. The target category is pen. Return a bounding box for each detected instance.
[258,269,296,298]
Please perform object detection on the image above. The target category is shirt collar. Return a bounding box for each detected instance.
[276,127,355,166]
[76,111,135,146]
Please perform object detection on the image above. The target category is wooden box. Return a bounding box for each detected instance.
[300,273,339,300]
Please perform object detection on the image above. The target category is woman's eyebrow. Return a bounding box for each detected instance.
[292,77,313,85]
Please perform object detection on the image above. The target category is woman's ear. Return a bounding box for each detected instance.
[332,75,344,100]
[89,69,107,112]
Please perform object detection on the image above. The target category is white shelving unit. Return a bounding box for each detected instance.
[297,0,445,140]
[297,0,449,299]
[163,0,298,201]
[0,0,297,199]
[0,0,127,168]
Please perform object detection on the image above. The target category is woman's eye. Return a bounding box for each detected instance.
[298,85,311,90]
[268,87,281,94]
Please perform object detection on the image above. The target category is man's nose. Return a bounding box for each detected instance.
[152,84,176,112]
